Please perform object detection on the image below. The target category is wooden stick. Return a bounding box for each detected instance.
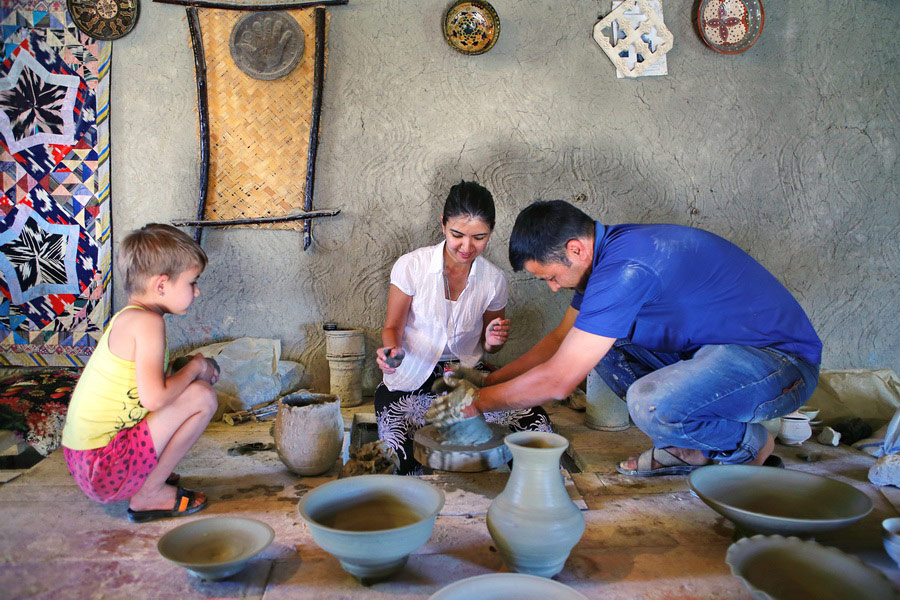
[172,209,340,227]
[303,7,327,250]
[154,0,348,10]
[186,7,210,244]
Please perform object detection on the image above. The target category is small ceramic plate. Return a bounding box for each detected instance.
[429,573,588,600]
[443,0,500,55]
[697,0,764,54]
[726,535,896,600]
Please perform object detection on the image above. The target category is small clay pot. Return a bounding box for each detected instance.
[273,391,343,476]
[778,414,812,446]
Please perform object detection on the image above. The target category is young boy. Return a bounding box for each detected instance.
[62,224,219,523]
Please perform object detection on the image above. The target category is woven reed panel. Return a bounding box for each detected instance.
[198,8,328,230]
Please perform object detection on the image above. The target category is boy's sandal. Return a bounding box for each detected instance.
[616,447,708,477]
[127,486,207,524]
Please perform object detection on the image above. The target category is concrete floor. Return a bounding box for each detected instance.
[0,401,897,599]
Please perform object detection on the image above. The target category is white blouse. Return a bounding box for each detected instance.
[383,242,508,392]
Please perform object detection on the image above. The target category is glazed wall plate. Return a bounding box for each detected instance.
[443,0,500,56]
[697,0,765,54]
[592,0,674,78]
[67,0,140,41]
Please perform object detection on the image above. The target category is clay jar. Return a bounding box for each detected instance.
[273,391,344,476]
[778,412,812,446]
[486,431,585,578]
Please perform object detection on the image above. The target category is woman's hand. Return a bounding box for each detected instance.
[484,317,510,349]
[376,346,405,374]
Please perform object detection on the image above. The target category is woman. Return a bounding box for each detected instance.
[375,181,552,474]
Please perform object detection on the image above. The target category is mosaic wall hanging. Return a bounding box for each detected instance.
[0,0,111,367]
[159,1,345,249]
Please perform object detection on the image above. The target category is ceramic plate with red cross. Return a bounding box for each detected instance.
[698,0,764,54]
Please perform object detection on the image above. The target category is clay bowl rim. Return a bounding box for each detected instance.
[688,464,873,528]
[156,516,275,570]
[297,474,445,536]
[883,517,900,539]
[725,534,896,600]
[504,430,569,451]
[428,572,590,600]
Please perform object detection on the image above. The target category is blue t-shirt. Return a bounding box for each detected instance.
[571,222,822,365]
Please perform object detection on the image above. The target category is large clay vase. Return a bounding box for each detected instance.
[273,391,344,476]
[486,431,585,578]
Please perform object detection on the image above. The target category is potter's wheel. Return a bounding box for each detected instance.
[414,423,511,472]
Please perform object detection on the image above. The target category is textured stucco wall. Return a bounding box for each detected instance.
[111,1,899,392]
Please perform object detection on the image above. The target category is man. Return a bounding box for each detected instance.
[427,200,821,475]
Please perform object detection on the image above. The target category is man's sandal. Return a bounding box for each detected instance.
[127,486,207,523]
[616,447,709,477]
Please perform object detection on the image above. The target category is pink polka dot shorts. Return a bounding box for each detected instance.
[63,419,159,504]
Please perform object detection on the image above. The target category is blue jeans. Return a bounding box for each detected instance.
[595,341,820,464]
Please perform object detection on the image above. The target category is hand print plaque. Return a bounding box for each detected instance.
[229,11,305,81]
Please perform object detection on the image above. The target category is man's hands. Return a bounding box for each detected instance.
[427,376,480,428]
[439,364,486,388]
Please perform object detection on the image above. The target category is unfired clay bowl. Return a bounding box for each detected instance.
[882,518,900,568]
[689,465,872,536]
[726,534,896,600]
[429,573,589,599]
[157,516,274,580]
[297,474,444,581]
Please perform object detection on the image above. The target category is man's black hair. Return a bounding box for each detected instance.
[508,200,595,271]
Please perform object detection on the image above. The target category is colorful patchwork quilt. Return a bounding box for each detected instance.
[0,1,111,366]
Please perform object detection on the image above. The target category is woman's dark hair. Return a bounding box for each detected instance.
[442,180,496,230]
[508,200,595,271]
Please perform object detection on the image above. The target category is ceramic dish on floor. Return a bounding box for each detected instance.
[428,573,588,600]
[298,474,444,582]
[697,0,764,54]
[157,516,274,580]
[688,465,872,536]
[726,534,896,600]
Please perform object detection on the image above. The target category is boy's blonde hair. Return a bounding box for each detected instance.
[118,224,208,295]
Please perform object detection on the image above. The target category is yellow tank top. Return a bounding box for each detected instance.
[62,306,167,450]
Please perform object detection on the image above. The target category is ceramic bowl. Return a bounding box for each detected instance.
[429,573,589,600]
[797,405,820,420]
[443,0,500,55]
[882,518,900,567]
[697,0,764,55]
[777,414,812,446]
[688,465,873,536]
[297,474,444,581]
[726,534,896,600]
[157,516,274,580]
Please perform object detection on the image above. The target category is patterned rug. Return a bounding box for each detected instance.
[0,1,111,367]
